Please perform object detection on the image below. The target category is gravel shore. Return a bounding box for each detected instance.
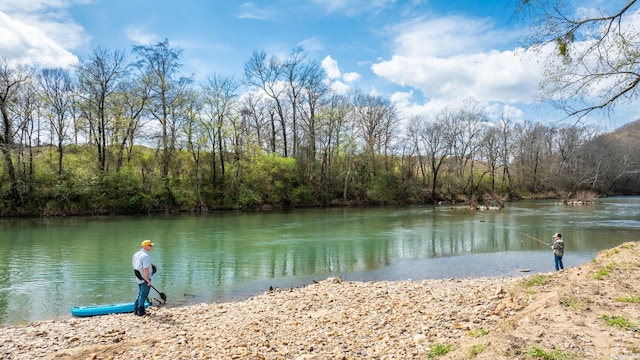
[2,242,639,359]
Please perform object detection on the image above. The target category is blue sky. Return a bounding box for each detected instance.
[1,0,638,130]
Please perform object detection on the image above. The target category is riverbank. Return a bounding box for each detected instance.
[2,242,639,359]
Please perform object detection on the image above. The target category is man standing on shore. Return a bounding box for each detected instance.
[551,233,564,271]
[132,240,154,316]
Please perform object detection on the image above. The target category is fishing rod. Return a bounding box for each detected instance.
[518,232,551,247]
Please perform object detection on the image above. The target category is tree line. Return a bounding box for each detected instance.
[1,40,639,216]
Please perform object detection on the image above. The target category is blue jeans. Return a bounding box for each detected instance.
[554,255,564,271]
[135,283,150,315]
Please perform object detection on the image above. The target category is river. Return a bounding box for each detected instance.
[1,197,639,326]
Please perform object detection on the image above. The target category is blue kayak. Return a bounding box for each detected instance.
[71,301,150,317]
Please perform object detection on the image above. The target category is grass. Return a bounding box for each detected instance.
[602,315,639,331]
[467,328,489,338]
[468,342,489,357]
[615,295,640,303]
[428,343,452,358]
[560,295,590,310]
[593,262,618,280]
[526,344,573,360]
[524,274,547,287]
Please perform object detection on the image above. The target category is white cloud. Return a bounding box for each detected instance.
[343,72,361,83]
[0,0,87,13]
[371,14,548,122]
[312,0,397,15]
[321,56,363,93]
[485,103,524,120]
[372,48,543,104]
[0,1,88,68]
[299,37,324,52]
[125,26,161,46]
[390,16,515,58]
[327,79,352,94]
[0,10,78,67]
[237,2,276,20]
[391,90,528,124]
[321,55,341,79]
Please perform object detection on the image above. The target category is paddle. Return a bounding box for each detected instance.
[519,232,551,247]
[134,269,167,302]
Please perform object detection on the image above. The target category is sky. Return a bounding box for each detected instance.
[1,0,639,131]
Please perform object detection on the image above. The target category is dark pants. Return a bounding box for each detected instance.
[554,255,564,271]
[135,283,150,315]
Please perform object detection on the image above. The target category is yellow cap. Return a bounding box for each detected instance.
[141,240,155,247]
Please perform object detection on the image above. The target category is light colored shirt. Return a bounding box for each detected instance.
[132,248,152,284]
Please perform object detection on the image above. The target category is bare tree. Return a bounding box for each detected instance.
[351,91,397,176]
[201,74,239,182]
[181,87,207,210]
[75,47,128,172]
[316,93,349,195]
[244,50,289,156]
[110,78,150,171]
[441,101,486,196]
[14,77,39,183]
[497,115,514,190]
[0,59,34,206]
[516,0,640,118]
[409,115,450,202]
[601,128,640,192]
[297,55,328,180]
[283,47,305,158]
[553,125,600,193]
[133,39,190,179]
[479,125,502,193]
[513,121,554,192]
[38,68,73,176]
[240,92,272,153]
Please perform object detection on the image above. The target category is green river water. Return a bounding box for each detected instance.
[1,197,639,326]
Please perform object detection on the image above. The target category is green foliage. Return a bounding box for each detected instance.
[615,295,640,303]
[230,154,300,209]
[593,262,617,280]
[237,183,262,209]
[524,274,547,287]
[427,343,451,358]
[291,184,315,205]
[560,295,590,310]
[365,172,402,203]
[468,342,489,357]
[602,315,638,331]
[526,344,573,360]
[0,113,636,216]
[467,328,489,338]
